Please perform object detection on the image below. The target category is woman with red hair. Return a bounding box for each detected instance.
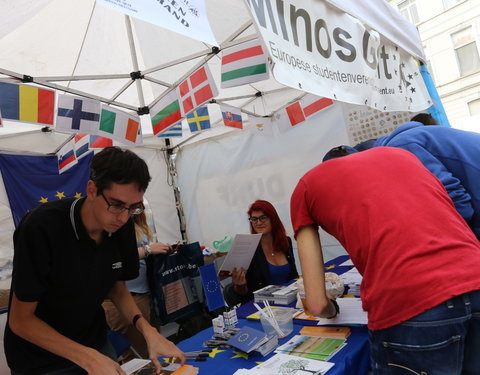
[226,200,298,305]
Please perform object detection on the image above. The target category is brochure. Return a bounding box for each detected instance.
[275,335,346,361]
[218,233,262,278]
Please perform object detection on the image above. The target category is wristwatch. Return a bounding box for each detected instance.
[144,244,152,257]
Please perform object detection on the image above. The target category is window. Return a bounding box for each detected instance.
[452,27,480,76]
[468,98,480,116]
[398,0,419,24]
[443,0,463,9]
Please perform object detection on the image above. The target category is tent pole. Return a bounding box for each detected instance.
[125,15,146,108]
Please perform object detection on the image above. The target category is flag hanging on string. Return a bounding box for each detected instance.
[156,122,183,138]
[0,152,92,227]
[56,94,101,134]
[187,107,211,133]
[249,115,273,136]
[300,94,334,119]
[57,139,78,174]
[99,105,142,145]
[89,135,113,148]
[221,39,269,89]
[177,65,218,116]
[199,263,226,311]
[74,134,92,160]
[150,91,183,135]
[220,104,243,129]
[0,82,55,125]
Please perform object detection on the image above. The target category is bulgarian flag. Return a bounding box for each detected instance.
[150,91,183,135]
[98,105,142,145]
[221,39,269,89]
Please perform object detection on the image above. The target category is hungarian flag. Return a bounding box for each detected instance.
[57,139,78,174]
[0,82,55,125]
[89,135,113,148]
[249,115,273,137]
[99,105,142,145]
[187,106,211,133]
[176,65,218,116]
[150,91,183,135]
[220,104,243,129]
[300,94,334,118]
[221,39,269,88]
[157,122,183,138]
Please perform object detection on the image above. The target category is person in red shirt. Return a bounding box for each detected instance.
[290,147,480,375]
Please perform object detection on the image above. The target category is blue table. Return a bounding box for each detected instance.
[177,255,370,374]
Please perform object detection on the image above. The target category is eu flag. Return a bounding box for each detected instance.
[0,152,93,227]
[199,262,226,311]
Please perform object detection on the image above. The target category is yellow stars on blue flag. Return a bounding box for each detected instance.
[208,347,225,358]
[38,192,82,204]
[231,350,249,360]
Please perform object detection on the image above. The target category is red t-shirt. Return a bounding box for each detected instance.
[291,147,480,330]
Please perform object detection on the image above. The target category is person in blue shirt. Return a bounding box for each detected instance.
[375,122,480,240]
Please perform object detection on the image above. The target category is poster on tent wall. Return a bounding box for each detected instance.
[245,0,432,112]
[342,104,415,146]
[0,153,92,227]
[97,0,217,46]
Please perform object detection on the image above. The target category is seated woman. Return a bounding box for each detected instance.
[225,200,298,305]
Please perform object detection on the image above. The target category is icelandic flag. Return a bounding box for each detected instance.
[89,135,113,148]
[0,152,93,227]
[150,91,183,136]
[74,134,92,159]
[199,263,226,311]
[220,104,243,129]
[56,94,101,134]
[186,107,211,133]
[99,105,142,145]
[176,65,218,116]
[156,122,183,138]
[57,139,78,174]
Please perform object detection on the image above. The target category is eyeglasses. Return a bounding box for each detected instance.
[101,193,145,216]
[248,215,269,224]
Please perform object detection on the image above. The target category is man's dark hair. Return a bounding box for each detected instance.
[410,113,438,125]
[90,147,151,194]
[322,145,358,162]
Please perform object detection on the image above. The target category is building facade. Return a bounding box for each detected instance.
[389,0,480,131]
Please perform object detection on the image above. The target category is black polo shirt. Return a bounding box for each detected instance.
[4,197,139,374]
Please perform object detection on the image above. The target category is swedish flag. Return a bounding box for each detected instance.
[187,106,211,133]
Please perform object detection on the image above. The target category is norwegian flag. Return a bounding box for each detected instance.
[176,65,218,116]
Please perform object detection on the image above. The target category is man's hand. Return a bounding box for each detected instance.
[143,326,186,373]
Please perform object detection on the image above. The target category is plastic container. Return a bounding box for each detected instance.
[259,307,293,338]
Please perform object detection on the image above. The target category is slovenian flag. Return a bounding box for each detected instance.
[0,82,55,125]
[150,91,183,136]
[99,105,142,145]
[57,140,78,174]
[221,39,269,89]
[220,104,243,129]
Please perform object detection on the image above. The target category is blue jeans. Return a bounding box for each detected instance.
[369,290,480,375]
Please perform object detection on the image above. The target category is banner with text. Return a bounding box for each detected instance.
[98,0,217,46]
[245,0,431,112]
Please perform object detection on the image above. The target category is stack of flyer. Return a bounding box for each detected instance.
[253,284,298,305]
[274,335,346,361]
[232,353,334,374]
[227,325,278,356]
[121,359,198,375]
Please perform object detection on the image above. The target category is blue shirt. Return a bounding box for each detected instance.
[267,262,291,285]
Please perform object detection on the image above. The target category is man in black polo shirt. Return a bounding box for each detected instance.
[5,147,185,375]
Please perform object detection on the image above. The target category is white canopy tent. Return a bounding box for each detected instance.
[0,0,430,286]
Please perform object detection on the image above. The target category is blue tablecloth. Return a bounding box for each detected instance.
[176,255,370,375]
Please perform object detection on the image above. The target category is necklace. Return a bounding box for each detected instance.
[271,251,275,256]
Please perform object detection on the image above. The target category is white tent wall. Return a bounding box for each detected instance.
[175,102,350,269]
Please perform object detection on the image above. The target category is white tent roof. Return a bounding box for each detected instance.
[0,0,425,150]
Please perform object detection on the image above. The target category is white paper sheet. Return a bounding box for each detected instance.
[218,233,262,274]
[316,298,368,326]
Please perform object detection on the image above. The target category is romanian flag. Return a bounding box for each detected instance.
[0,82,55,125]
